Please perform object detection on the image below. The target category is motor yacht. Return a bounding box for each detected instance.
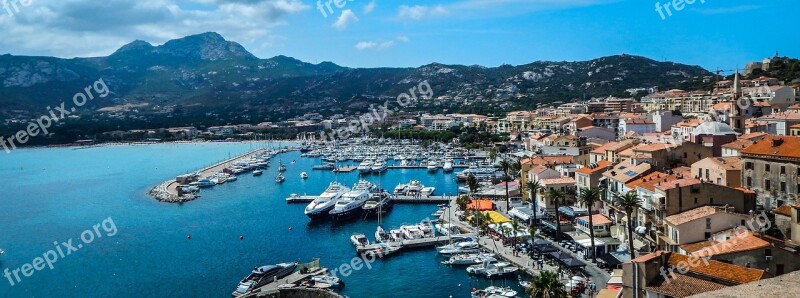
[443,159,454,172]
[371,159,387,173]
[437,241,481,255]
[441,253,496,266]
[232,262,297,297]
[471,286,518,298]
[252,170,263,176]
[357,159,373,174]
[304,182,350,220]
[350,233,370,248]
[329,185,371,221]
[427,160,439,172]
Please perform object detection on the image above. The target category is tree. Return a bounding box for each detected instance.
[578,187,601,263]
[467,175,480,198]
[489,149,497,165]
[456,195,470,212]
[510,219,521,254]
[614,191,643,257]
[499,159,512,212]
[547,189,565,242]
[526,180,543,227]
[526,270,568,298]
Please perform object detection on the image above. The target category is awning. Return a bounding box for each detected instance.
[599,253,623,267]
[483,211,511,224]
[575,238,606,248]
[559,257,586,268]
[466,200,494,211]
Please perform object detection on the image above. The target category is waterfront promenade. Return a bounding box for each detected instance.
[149,148,268,202]
[443,198,609,296]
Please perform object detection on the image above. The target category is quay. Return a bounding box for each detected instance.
[286,195,454,204]
[149,148,268,203]
[355,234,472,254]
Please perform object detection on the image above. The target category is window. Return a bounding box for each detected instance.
[705,169,710,180]
[747,177,752,187]
[777,264,785,275]
[781,182,787,192]
[766,164,771,172]
[766,180,771,190]
[745,162,754,170]
[704,232,711,239]
[781,166,786,175]
[706,218,712,229]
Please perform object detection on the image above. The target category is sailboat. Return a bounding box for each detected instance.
[275,173,285,183]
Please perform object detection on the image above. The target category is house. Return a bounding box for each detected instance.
[672,119,704,142]
[576,214,613,237]
[721,139,755,157]
[691,157,742,187]
[619,118,657,136]
[622,251,770,298]
[537,177,577,211]
[741,135,800,208]
[576,126,616,141]
[575,160,614,191]
[688,121,739,157]
[527,165,561,183]
[690,230,800,276]
[661,206,752,252]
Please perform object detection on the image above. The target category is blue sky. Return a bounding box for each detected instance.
[0,0,797,72]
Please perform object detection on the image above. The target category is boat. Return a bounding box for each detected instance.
[421,187,436,196]
[435,223,461,235]
[312,163,335,170]
[310,275,344,288]
[190,179,215,188]
[232,262,297,297]
[442,253,496,266]
[427,160,439,172]
[227,175,238,182]
[388,228,405,242]
[466,258,512,275]
[362,192,393,217]
[471,286,518,298]
[485,264,520,278]
[304,182,350,220]
[300,172,308,179]
[329,183,372,221]
[374,226,392,243]
[253,170,263,176]
[350,233,370,248]
[437,241,481,255]
[443,159,454,172]
[394,180,425,196]
[275,173,285,183]
[278,163,287,172]
[371,159,387,173]
[357,159,373,174]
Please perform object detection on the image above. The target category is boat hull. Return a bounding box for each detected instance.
[305,204,335,220]
[329,207,364,221]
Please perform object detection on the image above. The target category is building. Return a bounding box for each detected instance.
[741,135,800,208]
[691,157,742,187]
[662,206,751,251]
[575,160,614,191]
[689,121,739,157]
[619,118,656,136]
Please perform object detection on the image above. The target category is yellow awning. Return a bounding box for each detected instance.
[483,211,511,224]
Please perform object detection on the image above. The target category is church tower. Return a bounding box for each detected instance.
[729,70,748,133]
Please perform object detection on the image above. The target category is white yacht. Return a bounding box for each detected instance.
[304,182,350,220]
[357,159,374,174]
[275,174,285,183]
[443,159,454,172]
[442,253,496,266]
[437,241,481,255]
[371,159,387,173]
[329,183,372,221]
[427,160,439,172]
[466,258,512,275]
[350,233,370,248]
[421,187,436,196]
[300,172,308,179]
[471,286,518,298]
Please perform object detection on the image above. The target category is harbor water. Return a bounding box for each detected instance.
[0,143,523,297]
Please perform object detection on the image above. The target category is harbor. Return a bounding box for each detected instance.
[286,194,454,204]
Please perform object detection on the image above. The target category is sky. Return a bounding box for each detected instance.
[0,0,797,72]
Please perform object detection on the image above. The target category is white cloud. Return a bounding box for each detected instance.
[396,35,410,42]
[364,0,377,14]
[0,0,310,58]
[379,41,395,48]
[355,41,377,50]
[397,5,448,20]
[333,9,359,30]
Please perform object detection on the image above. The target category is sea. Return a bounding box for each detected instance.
[0,142,523,297]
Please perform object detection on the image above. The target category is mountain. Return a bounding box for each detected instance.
[0,32,714,125]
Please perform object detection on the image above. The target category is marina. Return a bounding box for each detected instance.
[287,194,454,204]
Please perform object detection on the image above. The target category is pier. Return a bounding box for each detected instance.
[149,148,268,203]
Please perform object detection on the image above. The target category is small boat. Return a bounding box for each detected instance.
[0,248,4,254]
[435,223,460,235]
[427,160,438,172]
[371,160,387,173]
[485,264,519,278]
[441,253,496,266]
[437,241,481,255]
[279,164,287,172]
[311,275,344,288]
[227,175,238,182]
[275,174,285,183]
[190,179,215,188]
[421,187,435,196]
[467,258,512,275]
[232,262,297,297]
[350,234,370,248]
[362,192,393,217]
[253,170,263,176]
[471,286,518,298]
[443,159,454,172]
[357,159,373,174]
[374,226,392,243]
[300,172,309,179]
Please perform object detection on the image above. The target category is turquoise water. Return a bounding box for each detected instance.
[0,143,522,297]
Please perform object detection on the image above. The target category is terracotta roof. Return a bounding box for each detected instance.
[576,214,612,225]
[633,143,679,152]
[655,178,702,191]
[605,139,637,152]
[629,251,665,263]
[618,147,635,157]
[576,160,613,174]
[591,141,619,154]
[669,253,769,284]
[739,132,767,141]
[695,157,742,171]
[679,240,720,253]
[775,205,793,217]
[626,171,668,190]
[722,139,755,150]
[624,119,655,124]
[603,161,653,183]
[691,230,771,258]
[675,119,704,127]
[741,135,800,158]
[664,206,742,226]
[645,273,728,298]
[539,177,575,185]
[712,102,732,110]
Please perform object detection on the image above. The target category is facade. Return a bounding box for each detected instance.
[741,135,800,208]
[662,206,751,251]
[691,157,742,187]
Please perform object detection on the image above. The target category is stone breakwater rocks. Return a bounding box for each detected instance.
[149,181,197,203]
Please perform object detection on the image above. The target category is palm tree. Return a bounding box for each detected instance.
[499,159,512,212]
[547,189,565,242]
[614,191,643,257]
[526,271,568,298]
[577,187,601,263]
[510,219,521,254]
[456,195,470,212]
[512,159,522,180]
[489,149,497,165]
[526,180,543,227]
[467,175,480,198]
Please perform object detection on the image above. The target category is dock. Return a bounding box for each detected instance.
[149,148,268,203]
[285,195,454,204]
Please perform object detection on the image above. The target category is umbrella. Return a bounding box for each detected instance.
[560,257,586,268]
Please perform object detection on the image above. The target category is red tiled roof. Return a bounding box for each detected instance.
[691,230,771,258]
[669,253,769,284]
[645,273,728,298]
[775,205,793,217]
[576,214,612,225]
[576,160,613,174]
[741,135,800,158]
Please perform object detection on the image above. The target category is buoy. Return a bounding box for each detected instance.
[288,227,293,231]
[187,234,192,239]
[240,235,244,240]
